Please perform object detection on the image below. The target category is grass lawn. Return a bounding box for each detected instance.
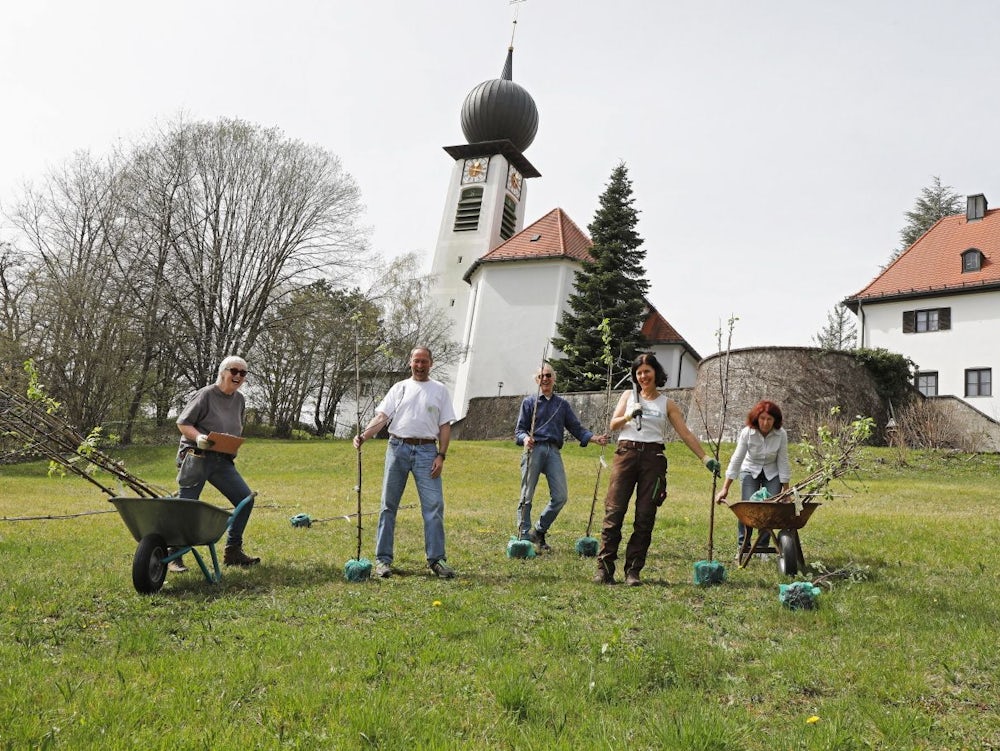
[1,439,998,750]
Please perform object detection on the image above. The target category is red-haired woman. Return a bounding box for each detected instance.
[715,400,791,554]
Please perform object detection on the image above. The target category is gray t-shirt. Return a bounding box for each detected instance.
[176,384,245,452]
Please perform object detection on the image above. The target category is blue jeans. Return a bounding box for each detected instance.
[516,443,568,537]
[176,451,254,547]
[375,440,446,565]
[737,470,782,549]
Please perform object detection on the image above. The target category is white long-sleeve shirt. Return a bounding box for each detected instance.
[724,426,791,483]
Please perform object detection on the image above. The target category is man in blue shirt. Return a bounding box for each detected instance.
[514,365,608,551]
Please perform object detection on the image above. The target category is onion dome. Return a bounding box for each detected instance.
[460,47,539,153]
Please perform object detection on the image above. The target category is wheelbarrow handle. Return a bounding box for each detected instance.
[226,492,258,531]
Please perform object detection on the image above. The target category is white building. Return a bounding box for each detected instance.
[844,193,1000,420]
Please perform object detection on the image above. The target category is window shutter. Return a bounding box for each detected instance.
[939,308,951,330]
[902,310,915,333]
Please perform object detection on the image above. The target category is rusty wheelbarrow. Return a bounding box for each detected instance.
[726,499,821,576]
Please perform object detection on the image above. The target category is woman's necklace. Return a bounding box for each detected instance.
[640,389,659,401]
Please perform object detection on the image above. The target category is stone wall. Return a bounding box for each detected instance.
[692,346,889,443]
[455,347,1000,451]
[455,389,694,441]
[897,395,1000,452]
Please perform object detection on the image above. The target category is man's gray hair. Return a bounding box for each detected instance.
[217,355,248,383]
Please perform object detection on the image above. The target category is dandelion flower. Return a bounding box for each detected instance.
[432,600,442,607]
[806,716,820,724]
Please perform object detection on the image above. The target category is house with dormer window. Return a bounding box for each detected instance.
[843,193,1000,421]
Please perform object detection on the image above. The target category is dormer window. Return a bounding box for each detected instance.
[962,248,983,273]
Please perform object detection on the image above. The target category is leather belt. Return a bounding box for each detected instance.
[390,436,437,445]
[617,440,664,452]
[186,447,235,459]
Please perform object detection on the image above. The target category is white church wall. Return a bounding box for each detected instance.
[648,346,698,389]
[429,153,528,347]
[451,259,578,416]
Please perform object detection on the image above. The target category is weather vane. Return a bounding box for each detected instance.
[510,0,527,47]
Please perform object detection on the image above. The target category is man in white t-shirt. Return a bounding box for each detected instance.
[354,347,457,579]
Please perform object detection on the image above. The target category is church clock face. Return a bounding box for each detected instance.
[461,157,489,184]
[506,165,522,200]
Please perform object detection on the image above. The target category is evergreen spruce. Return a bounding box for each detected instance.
[551,163,650,391]
[812,303,858,351]
[887,176,963,265]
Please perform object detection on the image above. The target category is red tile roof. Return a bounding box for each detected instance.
[462,208,592,281]
[846,207,1000,305]
[641,303,685,344]
[463,208,700,360]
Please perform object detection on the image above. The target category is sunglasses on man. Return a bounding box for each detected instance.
[228,368,248,377]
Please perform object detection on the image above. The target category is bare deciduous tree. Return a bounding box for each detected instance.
[10,153,146,430]
[151,117,370,390]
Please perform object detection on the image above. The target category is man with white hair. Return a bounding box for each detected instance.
[175,355,260,569]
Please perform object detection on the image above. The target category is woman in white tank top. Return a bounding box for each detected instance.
[595,353,720,586]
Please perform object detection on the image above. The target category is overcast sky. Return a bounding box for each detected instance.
[2,1,998,357]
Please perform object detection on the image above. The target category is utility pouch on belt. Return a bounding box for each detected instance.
[653,453,668,506]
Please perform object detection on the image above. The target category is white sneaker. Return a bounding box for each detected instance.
[375,561,392,578]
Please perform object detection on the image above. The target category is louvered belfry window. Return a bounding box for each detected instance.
[454,187,483,232]
[500,196,517,240]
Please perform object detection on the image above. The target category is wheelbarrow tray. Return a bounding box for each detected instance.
[110,497,232,548]
[728,500,820,531]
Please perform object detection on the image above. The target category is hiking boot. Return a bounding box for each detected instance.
[375,561,392,578]
[430,560,455,579]
[223,545,260,567]
[593,566,615,585]
[528,527,551,552]
[625,571,642,587]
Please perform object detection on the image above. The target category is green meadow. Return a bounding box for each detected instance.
[1,439,997,750]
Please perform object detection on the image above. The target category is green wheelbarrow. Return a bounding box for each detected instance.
[110,494,255,594]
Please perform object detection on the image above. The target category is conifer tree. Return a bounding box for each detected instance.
[887,176,962,265]
[551,163,650,391]
[812,303,857,351]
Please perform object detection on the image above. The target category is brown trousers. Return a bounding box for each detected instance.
[596,443,668,577]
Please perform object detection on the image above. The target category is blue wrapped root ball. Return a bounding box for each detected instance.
[506,535,536,559]
[575,536,598,557]
[779,581,821,610]
[693,560,727,586]
[344,558,373,582]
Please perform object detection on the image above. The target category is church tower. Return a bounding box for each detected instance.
[430,46,540,410]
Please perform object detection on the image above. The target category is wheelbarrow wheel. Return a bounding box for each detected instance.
[777,530,798,576]
[133,533,168,594]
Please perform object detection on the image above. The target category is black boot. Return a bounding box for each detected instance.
[593,560,615,584]
[223,545,260,567]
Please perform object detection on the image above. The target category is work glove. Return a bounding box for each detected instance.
[196,433,215,450]
[629,407,643,420]
[703,456,721,477]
